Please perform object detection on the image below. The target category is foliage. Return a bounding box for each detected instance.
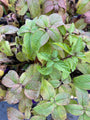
[0,0,90,120]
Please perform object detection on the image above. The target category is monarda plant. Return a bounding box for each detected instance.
[0,13,90,120]
[0,0,90,120]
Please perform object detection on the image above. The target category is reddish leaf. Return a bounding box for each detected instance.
[84,11,90,24]
[58,0,66,10]
[0,0,8,6]
[2,70,19,88]
[44,0,54,13]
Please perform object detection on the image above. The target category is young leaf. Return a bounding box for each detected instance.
[52,105,66,120]
[31,116,46,120]
[55,93,70,105]
[27,0,41,18]
[37,65,53,75]
[7,107,25,120]
[65,104,84,116]
[54,42,71,54]
[58,25,66,36]
[73,74,90,90]
[33,102,55,116]
[2,70,19,88]
[31,29,49,57]
[68,23,75,34]
[76,87,89,106]
[40,79,55,100]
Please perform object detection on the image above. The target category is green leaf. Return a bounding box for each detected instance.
[64,57,78,72]
[17,25,30,36]
[2,70,19,87]
[27,0,41,18]
[25,107,31,119]
[68,23,75,34]
[73,74,90,90]
[55,93,70,105]
[7,107,25,120]
[19,97,32,113]
[78,113,90,120]
[76,87,89,106]
[37,52,51,63]
[49,80,60,88]
[0,25,18,34]
[24,80,41,99]
[22,33,33,60]
[54,61,70,79]
[0,41,13,56]
[16,0,28,15]
[16,52,28,62]
[71,37,84,53]
[54,42,71,54]
[37,65,53,75]
[58,25,66,36]
[49,13,64,27]
[65,104,84,116]
[40,79,55,100]
[75,19,87,30]
[31,29,49,57]
[86,107,90,117]
[49,68,61,80]
[20,64,41,85]
[76,0,90,14]
[33,102,55,116]
[36,15,50,28]
[48,27,62,42]
[31,116,46,120]
[52,105,67,120]
[77,63,90,74]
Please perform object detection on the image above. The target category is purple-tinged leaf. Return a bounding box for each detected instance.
[43,0,54,13]
[2,70,19,88]
[7,107,25,120]
[24,80,41,99]
[84,11,90,24]
[58,0,66,10]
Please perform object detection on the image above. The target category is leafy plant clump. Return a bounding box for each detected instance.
[0,0,90,120]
